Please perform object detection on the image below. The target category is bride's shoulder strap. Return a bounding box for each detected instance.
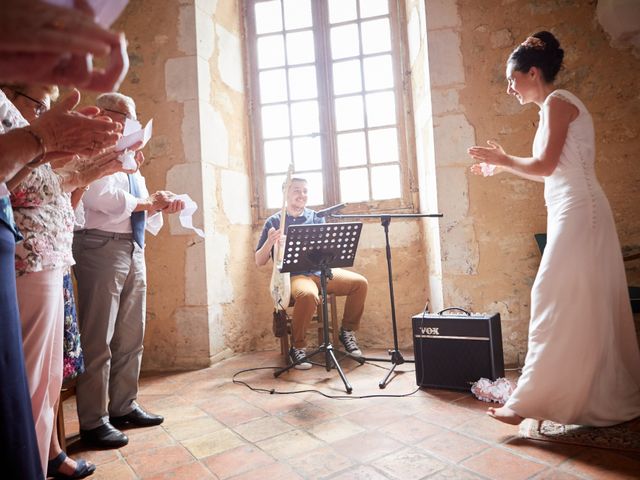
[547,89,586,112]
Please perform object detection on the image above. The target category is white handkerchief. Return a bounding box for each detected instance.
[174,194,205,238]
[116,118,153,151]
[118,150,138,170]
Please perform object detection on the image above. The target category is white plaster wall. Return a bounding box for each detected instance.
[216,24,244,93]
[221,169,251,225]
[406,0,444,311]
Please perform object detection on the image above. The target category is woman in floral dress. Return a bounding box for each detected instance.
[3,83,123,478]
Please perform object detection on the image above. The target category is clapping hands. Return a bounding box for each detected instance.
[468,140,507,177]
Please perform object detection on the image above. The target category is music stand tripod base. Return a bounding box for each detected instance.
[331,212,442,389]
[272,222,365,394]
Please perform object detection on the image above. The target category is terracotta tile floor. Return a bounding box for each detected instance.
[62,350,640,479]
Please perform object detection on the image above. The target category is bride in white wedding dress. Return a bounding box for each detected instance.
[468,31,640,426]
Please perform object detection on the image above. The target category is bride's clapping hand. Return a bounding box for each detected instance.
[467,140,508,164]
[468,140,509,177]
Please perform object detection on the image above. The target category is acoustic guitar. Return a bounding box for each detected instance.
[270,165,294,335]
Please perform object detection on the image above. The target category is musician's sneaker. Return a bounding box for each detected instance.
[289,347,312,370]
[339,327,362,357]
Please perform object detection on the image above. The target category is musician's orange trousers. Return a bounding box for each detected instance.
[290,268,368,349]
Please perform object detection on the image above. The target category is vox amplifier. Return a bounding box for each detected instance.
[412,308,504,391]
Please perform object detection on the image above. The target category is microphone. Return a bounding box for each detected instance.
[316,202,347,218]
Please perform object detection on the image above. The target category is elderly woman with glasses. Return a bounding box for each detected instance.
[0,83,127,478]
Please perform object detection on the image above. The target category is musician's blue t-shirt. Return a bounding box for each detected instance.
[256,207,325,277]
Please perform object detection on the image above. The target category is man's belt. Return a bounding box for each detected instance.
[77,228,133,240]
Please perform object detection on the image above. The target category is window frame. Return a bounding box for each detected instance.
[244,0,417,222]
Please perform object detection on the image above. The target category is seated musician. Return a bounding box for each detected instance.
[255,177,368,369]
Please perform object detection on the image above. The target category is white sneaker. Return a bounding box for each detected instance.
[339,328,362,357]
[289,347,312,370]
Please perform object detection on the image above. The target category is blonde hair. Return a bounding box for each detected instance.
[0,84,59,102]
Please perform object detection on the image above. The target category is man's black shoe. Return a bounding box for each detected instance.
[110,406,164,428]
[80,422,129,449]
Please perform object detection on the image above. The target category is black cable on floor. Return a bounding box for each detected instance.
[231,357,421,400]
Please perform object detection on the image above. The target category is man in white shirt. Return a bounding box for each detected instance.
[72,93,185,449]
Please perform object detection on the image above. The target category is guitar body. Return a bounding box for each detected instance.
[270,268,291,311]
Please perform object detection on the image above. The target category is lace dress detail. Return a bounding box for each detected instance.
[505,89,640,426]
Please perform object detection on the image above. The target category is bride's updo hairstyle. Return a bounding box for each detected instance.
[508,31,564,83]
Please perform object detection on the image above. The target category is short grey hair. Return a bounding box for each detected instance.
[95,92,137,120]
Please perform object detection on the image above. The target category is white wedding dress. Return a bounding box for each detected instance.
[505,90,640,426]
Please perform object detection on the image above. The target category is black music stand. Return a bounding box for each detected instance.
[331,212,443,388]
[273,222,365,394]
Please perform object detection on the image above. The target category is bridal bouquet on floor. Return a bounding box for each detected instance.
[471,377,514,404]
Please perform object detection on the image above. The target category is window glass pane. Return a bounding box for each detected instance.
[330,24,360,60]
[254,0,282,34]
[295,171,324,206]
[290,100,319,135]
[340,168,369,202]
[292,136,321,171]
[359,0,389,18]
[371,164,401,200]
[288,65,317,100]
[263,139,292,174]
[363,55,394,91]
[283,0,312,30]
[266,173,286,209]
[328,0,357,23]
[332,59,362,95]
[259,69,287,103]
[257,34,285,68]
[368,128,398,164]
[334,95,364,131]
[261,104,290,138]
[365,91,396,127]
[361,18,391,54]
[286,30,315,65]
[337,132,367,167]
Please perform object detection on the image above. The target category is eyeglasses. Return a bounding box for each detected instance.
[12,90,48,117]
[102,108,134,120]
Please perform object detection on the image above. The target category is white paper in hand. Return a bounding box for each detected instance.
[174,194,205,238]
[116,118,153,152]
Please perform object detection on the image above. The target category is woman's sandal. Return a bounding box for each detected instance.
[47,451,96,479]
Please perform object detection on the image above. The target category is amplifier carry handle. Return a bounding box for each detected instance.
[437,307,471,316]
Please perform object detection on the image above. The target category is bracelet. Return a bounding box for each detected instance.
[23,127,47,166]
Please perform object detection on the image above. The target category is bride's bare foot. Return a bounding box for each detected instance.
[487,406,524,425]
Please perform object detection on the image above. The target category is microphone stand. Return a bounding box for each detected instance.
[330,212,443,388]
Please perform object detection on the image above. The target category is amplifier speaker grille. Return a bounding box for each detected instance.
[412,312,504,391]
